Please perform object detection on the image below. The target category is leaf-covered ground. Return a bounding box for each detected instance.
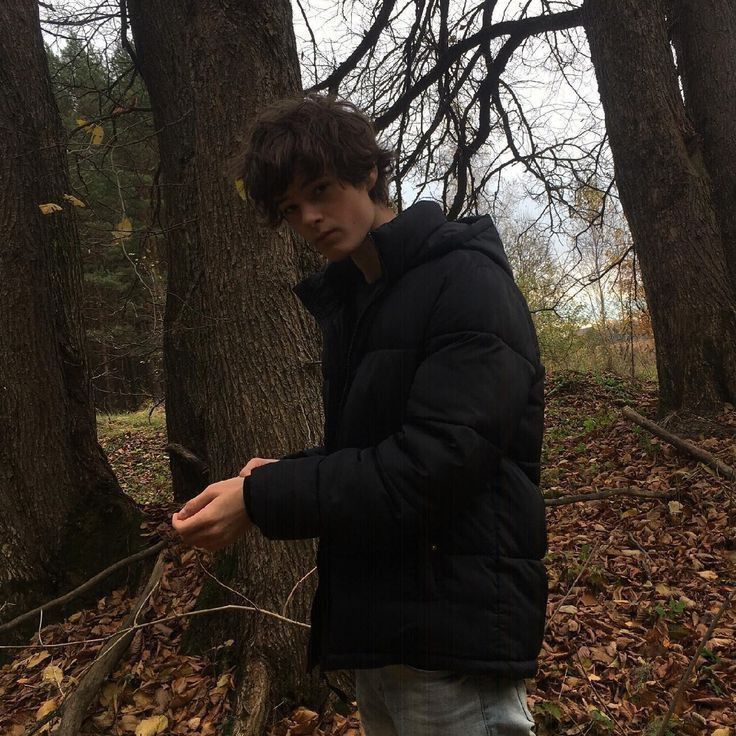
[1,370,734,735]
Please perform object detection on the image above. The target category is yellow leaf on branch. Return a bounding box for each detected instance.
[90,124,104,145]
[63,193,86,208]
[235,178,247,200]
[38,203,62,215]
[113,216,133,240]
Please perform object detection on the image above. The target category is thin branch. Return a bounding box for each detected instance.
[311,0,399,95]
[623,406,736,481]
[654,586,736,736]
[282,567,317,617]
[371,9,583,131]
[545,487,674,506]
[0,602,310,652]
[0,540,167,636]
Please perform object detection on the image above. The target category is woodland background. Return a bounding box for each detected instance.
[0,1,734,735]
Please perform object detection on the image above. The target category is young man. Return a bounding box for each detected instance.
[173,93,547,735]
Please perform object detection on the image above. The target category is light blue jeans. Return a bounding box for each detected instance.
[354,665,535,736]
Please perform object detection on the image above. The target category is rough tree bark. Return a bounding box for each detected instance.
[0,1,144,646]
[668,0,736,295]
[125,0,208,503]
[127,0,328,731]
[583,0,736,416]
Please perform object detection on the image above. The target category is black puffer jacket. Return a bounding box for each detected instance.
[245,200,547,677]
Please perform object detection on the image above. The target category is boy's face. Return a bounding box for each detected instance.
[276,166,381,262]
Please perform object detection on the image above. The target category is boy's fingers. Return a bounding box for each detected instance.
[173,502,216,542]
[176,486,215,520]
[238,457,278,477]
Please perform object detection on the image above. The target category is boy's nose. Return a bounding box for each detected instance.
[301,202,324,227]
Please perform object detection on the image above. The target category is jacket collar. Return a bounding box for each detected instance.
[292,200,447,320]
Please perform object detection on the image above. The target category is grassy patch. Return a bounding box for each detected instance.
[97,406,165,439]
[97,406,171,506]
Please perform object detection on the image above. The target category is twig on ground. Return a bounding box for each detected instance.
[0,540,167,636]
[53,553,166,736]
[545,487,674,506]
[574,648,625,736]
[627,532,654,581]
[24,553,165,736]
[0,602,310,653]
[546,535,615,632]
[654,585,736,736]
[623,406,736,481]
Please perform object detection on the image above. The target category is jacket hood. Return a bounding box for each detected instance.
[293,200,512,319]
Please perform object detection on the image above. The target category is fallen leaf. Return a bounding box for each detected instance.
[26,650,51,668]
[135,714,168,736]
[120,713,140,732]
[235,178,247,200]
[35,699,57,720]
[581,591,597,606]
[41,664,63,688]
[697,570,719,581]
[290,707,320,735]
[668,500,683,515]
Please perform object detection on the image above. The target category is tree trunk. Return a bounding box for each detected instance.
[582,0,736,415]
[0,1,144,647]
[126,0,209,502]
[128,1,329,731]
[668,0,736,295]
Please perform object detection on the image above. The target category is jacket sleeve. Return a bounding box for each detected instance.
[279,446,325,460]
[245,257,539,544]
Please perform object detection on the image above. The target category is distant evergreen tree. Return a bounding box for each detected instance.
[47,36,164,411]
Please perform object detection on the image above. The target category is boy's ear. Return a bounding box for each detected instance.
[366,163,378,190]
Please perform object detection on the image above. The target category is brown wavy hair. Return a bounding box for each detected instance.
[231,93,394,227]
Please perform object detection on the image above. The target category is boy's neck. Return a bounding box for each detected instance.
[351,205,396,284]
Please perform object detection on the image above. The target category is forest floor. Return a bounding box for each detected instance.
[1,369,734,736]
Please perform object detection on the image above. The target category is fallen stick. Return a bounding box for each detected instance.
[52,553,166,736]
[654,585,736,736]
[623,406,736,481]
[0,540,167,637]
[545,487,673,507]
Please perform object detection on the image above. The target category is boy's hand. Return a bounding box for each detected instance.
[172,476,253,552]
[238,456,278,477]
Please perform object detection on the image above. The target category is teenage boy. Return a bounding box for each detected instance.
[172,93,547,735]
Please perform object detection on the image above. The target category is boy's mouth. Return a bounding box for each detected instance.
[316,229,339,245]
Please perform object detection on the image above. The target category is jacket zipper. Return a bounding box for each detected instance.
[335,281,387,421]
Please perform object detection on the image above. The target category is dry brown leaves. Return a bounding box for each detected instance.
[0,518,234,735]
[1,370,733,735]
[537,369,735,735]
